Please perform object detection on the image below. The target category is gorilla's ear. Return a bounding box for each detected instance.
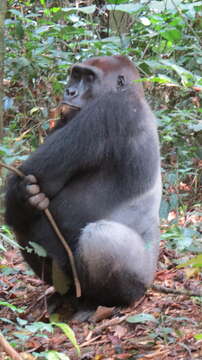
[117,75,126,90]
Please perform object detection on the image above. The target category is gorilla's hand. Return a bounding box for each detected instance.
[23,174,50,210]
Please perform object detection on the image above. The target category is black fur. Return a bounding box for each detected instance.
[5,83,161,309]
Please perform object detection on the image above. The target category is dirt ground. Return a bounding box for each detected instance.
[0,242,201,360]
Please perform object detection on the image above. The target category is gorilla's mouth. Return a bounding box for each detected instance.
[60,101,81,111]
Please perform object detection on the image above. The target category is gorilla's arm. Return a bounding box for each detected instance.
[5,93,158,230]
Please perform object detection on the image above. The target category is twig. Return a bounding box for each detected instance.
[0,332,23,360]
[91,296,146,334]
[141,349,170,359]
[0,161,81,298]
[90,282,202,336]
[152,284,202,297]
[0,162,24,178]
[23,286,55,315]
[93,315,127,334]
[80,335,102,348]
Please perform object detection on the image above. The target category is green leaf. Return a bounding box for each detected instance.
[194,334,202,340]
[0,243,6,251]
[15,22,24,39]
[106,0,129,4]
[35,25,53,34]
[127,313,157,324]
[17,317,28,326]
[30,106,41,115]
[161,29,182,42]
[52,322,80,356]
[106,4,141,13]
[40,0,46,6]
[61,5,96,15]
[149,0,181,11]
[159,60,196,86]
[0,232,22,249]
[26,322,53,334]
[167,173,177,185]
[140,76,178,85]
[78,6,96,15]
[29,242,47,257]
[9,9,23,17]
[169,193,178,209]
[0,302,24,313]
[177,254,202,268]
[189,121,202,132]
[0,146,12,156]
[38,351,70,360]
[46,351,70,360]
[160,199,170,219]
[16,57,30,68]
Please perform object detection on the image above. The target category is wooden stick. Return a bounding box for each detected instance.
[0,161,81,298]
[152,284,202,297]
[0,332,24,360]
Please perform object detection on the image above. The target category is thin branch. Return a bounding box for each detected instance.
[0,161,81,298]
[0,332,24,360]
[152,284,202,297]
[0,162,24,178]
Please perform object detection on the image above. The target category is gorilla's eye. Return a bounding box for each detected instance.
[72,69,81,81]
[85,73,95,83]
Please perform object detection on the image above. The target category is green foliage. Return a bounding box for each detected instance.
[25,321,53,333]
[3,0,201,169]
[52,322,80,356]
[2,0,201,249]
[177,254,202,268]
[0,225,22,250]
[1,1,201,357]
[0,301,24,313]
[149,326,176,344]
[2,0,201,272]
[127,313,157,324]
[0,316,79,358]
[127,311,199,345]
[161,225,200,252]
[28,241,47,257]
[38,351,70,360]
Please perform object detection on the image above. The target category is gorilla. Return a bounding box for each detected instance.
[5,55,161,319]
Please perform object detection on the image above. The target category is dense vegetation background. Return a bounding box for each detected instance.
[0,1,201,359]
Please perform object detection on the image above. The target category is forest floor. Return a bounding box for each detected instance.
[0,215,202,360]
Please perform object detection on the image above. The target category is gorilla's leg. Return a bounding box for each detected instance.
[76,220,157,307]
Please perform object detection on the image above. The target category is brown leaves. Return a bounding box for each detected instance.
[0,236,201,360]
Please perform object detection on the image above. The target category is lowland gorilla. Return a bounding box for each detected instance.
[5,55,161,318]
